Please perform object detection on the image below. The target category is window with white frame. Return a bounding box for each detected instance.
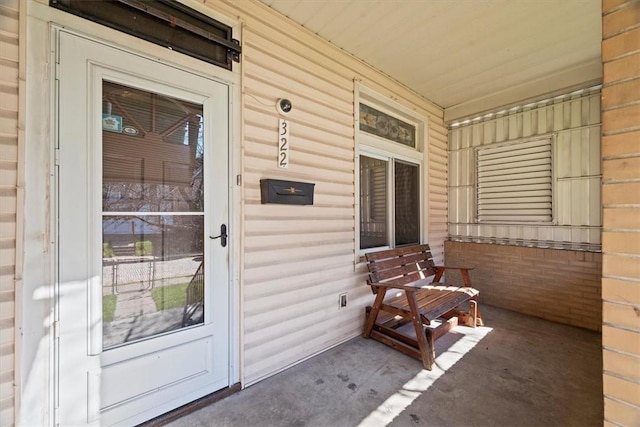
[476,137,553,223]
[357,92,426,252]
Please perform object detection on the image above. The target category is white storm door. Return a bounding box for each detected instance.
[56,31,230,426]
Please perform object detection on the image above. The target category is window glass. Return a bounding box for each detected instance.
[102,81,205,349]
[359,103,416,148]
[360,155,388,249]
[394,161,420,246]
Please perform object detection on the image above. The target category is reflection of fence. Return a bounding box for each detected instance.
[182,261,204,326]
[103,256,156,294]
[102,256,201,295]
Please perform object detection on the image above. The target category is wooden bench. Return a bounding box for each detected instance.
[363,244,482,370]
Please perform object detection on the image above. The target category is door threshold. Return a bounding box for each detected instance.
[139,383,242,426]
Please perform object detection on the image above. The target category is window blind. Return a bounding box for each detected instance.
[476,137,552,222]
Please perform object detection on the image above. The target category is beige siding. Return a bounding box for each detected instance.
[448,88,602,250]
[0,0,19,425]
[204,0,448,384]
[601,0,640,424]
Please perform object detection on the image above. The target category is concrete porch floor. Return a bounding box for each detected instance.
[165,306,602,427]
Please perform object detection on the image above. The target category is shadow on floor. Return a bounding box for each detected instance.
[166,305,602,427]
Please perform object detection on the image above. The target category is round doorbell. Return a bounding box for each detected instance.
[277,98,292,115]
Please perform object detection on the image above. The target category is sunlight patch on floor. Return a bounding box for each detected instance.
[358,325,493,427]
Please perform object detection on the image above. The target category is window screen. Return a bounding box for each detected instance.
[476,138,552,222]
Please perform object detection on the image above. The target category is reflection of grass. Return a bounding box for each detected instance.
[103,294,117,322]
[152,283,188,311]
[135,240,153,256]
[103,243,114,258]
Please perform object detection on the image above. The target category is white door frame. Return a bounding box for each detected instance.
[50,26,242,426]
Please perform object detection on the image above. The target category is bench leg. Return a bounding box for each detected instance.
[363,288,387,338]
[424,329,436,370]
[406,290,434,370]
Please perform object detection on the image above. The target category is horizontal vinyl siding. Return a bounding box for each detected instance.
[429,120,449,261]
[240,14,360,384]
[449,89,601,250]
[0,0,19,426]
[207,0,448,385]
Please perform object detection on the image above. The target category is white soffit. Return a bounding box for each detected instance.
[259,0,602,122]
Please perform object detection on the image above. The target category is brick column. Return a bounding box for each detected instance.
[601,0,640,425]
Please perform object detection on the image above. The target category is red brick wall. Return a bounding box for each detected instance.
[444,241,602,331]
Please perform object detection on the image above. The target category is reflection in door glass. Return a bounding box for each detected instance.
[101,81,205,349]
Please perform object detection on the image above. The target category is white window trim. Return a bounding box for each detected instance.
[354,84,429,261]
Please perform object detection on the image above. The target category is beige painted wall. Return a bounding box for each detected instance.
[601,0,640,424]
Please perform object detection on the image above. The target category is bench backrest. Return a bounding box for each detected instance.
[365,244,436,291]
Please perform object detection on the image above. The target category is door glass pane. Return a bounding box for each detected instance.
[102,81,205,349]
[360,155,388,249]
[394,160,420,246]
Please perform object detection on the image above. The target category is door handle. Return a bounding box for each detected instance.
[209,224,227,247]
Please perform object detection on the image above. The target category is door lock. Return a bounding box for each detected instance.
[209,224,227,247]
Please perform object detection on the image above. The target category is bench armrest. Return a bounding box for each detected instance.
[433,265,474,287]
[435,264,474,271]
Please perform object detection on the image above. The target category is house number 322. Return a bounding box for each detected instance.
[278,118,289,168]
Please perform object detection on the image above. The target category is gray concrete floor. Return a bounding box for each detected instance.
[166,306,602,427]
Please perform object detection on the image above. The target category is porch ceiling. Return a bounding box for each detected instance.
[259,0,602,122]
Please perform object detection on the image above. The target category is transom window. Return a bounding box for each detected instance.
[359,103,416,148]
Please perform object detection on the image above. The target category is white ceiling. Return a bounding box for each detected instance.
[259,0,602,121]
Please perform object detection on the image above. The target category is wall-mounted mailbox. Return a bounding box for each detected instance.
[260,179,315,205]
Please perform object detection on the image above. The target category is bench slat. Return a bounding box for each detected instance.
[369,262,436,282]
[370,271,434,285]
[384,286,477,322]
[364,244,432,261]
[366,252,435,272]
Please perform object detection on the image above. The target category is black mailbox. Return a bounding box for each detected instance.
[260,179,315,205]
